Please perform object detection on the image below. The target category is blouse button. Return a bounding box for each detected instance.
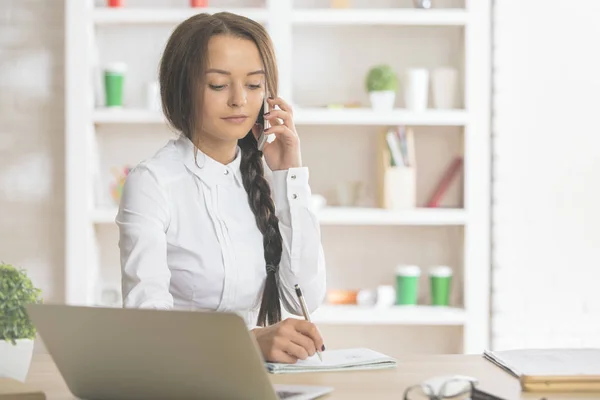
[292,194,298,199]
[291,174,297,180]
[224,170,229,175]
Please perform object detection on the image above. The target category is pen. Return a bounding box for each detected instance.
[294,284,323,362]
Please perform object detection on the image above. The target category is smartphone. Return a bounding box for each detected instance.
[257,87,270,151]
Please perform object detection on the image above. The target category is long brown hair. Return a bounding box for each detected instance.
[158,12,283,327]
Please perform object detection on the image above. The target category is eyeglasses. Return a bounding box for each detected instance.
[403,375,506,400]
[403,375,477,400]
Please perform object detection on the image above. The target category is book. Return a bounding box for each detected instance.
[265,348,397,374]
[0,378,46,400]
[483,348,600,392]
[426,157,463,208]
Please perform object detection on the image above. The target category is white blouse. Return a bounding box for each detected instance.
[116,134,327,328]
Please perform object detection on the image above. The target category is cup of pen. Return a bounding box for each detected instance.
[429,266,453,306]
[395,265,421,305]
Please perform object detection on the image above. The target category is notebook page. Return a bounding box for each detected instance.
[293,348,391,368]
[266,348,397,373]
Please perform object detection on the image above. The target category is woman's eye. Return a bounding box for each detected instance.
[248,84,262,90]
[209,84,226,91]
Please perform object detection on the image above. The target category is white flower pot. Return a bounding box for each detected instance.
[369,90,396,111]
[0,339,34,382]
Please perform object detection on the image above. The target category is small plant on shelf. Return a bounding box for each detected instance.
[365,64,398,111]
[0,263,43,382]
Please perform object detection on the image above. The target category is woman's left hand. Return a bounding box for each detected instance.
[252,97,302,171]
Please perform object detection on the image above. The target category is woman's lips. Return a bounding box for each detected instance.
[222,116,248,124]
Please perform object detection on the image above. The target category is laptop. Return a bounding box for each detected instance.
[26,304,333,400]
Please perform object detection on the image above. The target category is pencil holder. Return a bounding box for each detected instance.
[376,130,417,209]
[384,166,417,209]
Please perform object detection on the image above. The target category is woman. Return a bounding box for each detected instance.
[116,12,327,364]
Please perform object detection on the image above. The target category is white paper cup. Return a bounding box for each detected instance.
[432,67,458,109]
[404,68,429,111]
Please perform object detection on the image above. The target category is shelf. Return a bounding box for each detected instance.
[306,305,466,325]
[94,108,165,124]
[91,207,466,226]
[93,7,466,26]
[93,7,269,24]
[94,107,468,127]
[292,9,469,26]
[294,108,468,126]
[316,207,467,226]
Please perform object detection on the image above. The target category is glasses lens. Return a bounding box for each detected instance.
[439,378,473,398]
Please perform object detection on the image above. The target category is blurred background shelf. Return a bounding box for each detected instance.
[93,7,269,25]
[93,107,468,126]
[306,305,467,325]
[294,108,468,126]
[292,9,469,26]
[94,108,165,124]
[93,7,467,27]
[91,206,466,226]
[316,207,467,226]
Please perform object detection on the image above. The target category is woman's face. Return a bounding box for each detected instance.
[199,34,266,145]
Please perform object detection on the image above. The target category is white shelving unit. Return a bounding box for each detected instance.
[66,0,491,354]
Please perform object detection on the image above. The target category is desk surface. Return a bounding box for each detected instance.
[26,353,598,400]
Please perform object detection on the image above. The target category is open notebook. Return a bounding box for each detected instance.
[266,348,397,374]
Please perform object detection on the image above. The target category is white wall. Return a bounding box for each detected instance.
[0,0,65,303]
[492,0,600,349]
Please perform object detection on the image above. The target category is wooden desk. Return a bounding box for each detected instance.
[26,353,598,400]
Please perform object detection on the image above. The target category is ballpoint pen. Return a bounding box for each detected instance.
[294,284,323,362]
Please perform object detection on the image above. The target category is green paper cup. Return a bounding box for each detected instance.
[429,266,452,306]
[104,62,127,107]
[395,265,421,305]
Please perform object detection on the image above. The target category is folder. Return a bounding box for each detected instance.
[0,378,46,400]
[483,348,600,392]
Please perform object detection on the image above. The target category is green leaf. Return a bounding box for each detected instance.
[0,263,43,341]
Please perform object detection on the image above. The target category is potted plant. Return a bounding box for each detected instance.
[0,263,43,382]
[365,64,398,111]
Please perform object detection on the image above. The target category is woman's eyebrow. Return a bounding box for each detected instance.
[206,68,265,76]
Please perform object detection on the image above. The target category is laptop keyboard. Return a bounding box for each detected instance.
[277,391,302,399]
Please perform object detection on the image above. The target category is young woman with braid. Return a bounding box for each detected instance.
[116,12,327,364]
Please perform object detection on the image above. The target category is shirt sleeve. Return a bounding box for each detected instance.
[116,165,173,310]
[267,166,327,315]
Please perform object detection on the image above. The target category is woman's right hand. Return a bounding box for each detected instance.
[251,318,325,363]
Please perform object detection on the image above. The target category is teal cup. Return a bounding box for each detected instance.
[395,265,421,305]
[429,266,452,306]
